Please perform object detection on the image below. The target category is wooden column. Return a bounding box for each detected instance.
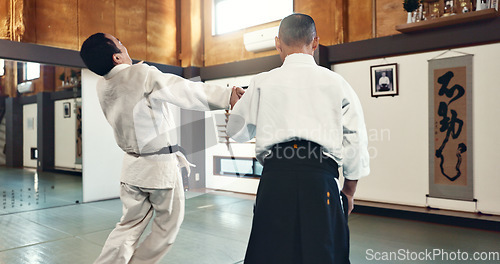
[5,97,23,167]
[180,0,204,67]
[36,92,54,171]
[347,0,374,42]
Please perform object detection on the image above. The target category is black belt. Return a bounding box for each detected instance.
[271,140,325,157]
[266,140,338,174]
[128,144,185,157]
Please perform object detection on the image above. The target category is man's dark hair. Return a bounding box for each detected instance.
[279,13,317,47]
[80,33,121,76]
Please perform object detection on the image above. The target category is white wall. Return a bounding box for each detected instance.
[23,103,37,168]
[54,98,82,170]
[81,69,123,202]
[333,43,500,215]
[205,75,260,194]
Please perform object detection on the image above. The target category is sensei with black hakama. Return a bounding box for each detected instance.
[227,14,370,264]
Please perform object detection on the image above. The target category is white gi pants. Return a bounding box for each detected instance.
[94,176,185,264]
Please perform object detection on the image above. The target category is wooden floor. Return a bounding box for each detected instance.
[0,169,499,263]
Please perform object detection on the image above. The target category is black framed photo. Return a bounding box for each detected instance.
[63,102,71,118]
[370,63,398,97]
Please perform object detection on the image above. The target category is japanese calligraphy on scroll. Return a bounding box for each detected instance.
[429,55,473,201]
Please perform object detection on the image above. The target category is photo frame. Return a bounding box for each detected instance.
[370,63,399,97]
[63,102,71,118]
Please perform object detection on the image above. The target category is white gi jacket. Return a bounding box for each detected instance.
[227,53,370,180]
[97,64,232,188]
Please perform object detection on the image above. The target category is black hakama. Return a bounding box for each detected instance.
[244,140,350,264]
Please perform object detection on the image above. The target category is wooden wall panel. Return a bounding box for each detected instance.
[376,0,406,37]
[0,0,10,40]
[21,0,36,43]
[295,0,342,45]
[115,0,147,61]
[348,0,373,42]
[78,0,116,48]
[147,0,178,65]
[35,0,79,50]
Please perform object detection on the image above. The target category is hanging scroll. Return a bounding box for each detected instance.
[428,54,473,201]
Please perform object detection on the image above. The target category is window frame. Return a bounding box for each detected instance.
[211,0,294,36]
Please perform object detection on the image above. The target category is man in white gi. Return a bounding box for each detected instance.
[227,14,370,264]
[80,33,243,264]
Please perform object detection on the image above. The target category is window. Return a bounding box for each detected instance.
[214,156,263,178]
[213,0,293,35]
[25,62,41,81]
[18,62,41,83]
[0,59,4,76]
[31,148,38,160]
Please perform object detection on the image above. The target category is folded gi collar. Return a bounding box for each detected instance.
[283,53,317,66]
[104,64,130,80]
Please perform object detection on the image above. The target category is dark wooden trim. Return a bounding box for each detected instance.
[182,66,201,79]
[19,95,37,105]
[328,16,500,64]
[0,40,184,76]
[314,44,330,69]
[37,92,55,171]
[396,8,499,33]
[50,168,82,176]
[5,97,23,167]
[50,89,82,101]
[201,55,282,81]
[0,39,85,68]
[16,90,80,104]
[353,204,500,232]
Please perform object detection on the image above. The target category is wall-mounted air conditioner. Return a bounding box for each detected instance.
[17,81,33,93]
[243,26,279,53]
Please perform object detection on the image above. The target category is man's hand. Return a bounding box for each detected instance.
[343,192,355,215]
[341,179,358,215]
[230,86,245,109]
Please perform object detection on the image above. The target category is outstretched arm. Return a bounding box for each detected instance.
[146,66,232,111]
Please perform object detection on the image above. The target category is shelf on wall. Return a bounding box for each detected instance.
[396,8,499,33]
[56,83,80,90]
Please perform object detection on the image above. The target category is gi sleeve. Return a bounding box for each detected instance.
[145,66,231,111]
[341,79,370,180]
[226,78,259,142]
